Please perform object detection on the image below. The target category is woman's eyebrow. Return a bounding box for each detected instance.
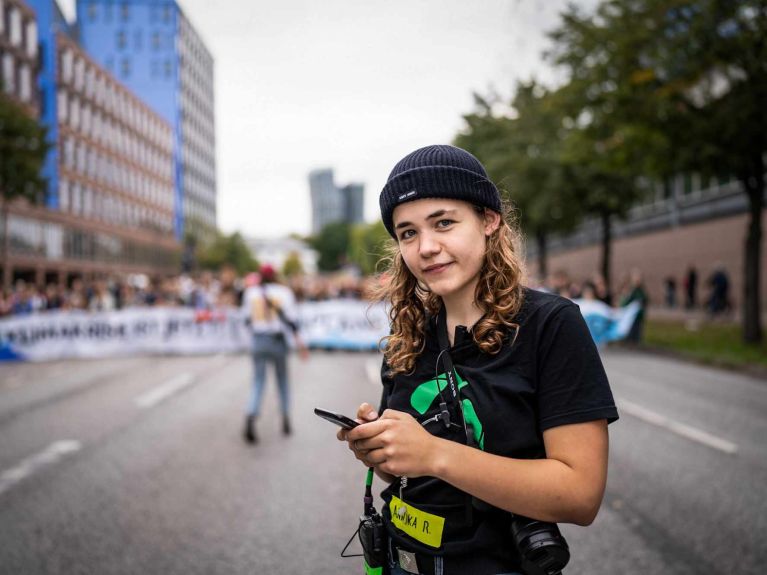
[395,208,459,229]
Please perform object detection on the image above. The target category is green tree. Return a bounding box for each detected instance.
[649,0,765,343]
[551,0,765,342]
[197,231,259,275]
[455,85,581,279]
[548,1,671,293]
[348,220,390,276]
[309,221,351,272]
[282,251,304,277]
[0,94,48,288]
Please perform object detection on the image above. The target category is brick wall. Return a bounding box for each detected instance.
[527,211,767,311]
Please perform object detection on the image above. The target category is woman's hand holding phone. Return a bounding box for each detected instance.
[337,403,379,466]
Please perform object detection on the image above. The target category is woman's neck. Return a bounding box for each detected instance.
[441,292,484,346]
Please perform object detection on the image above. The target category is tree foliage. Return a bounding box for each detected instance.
[454,86,582,279]
[549,0,765,340]
[309,221,351,272]
[348,220,390,276]
[0,93,48,287]
[197,231,259,275]
[282,251,304,277]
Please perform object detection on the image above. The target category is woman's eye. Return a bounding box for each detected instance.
[437,219,454,228]
[399,229,415,240]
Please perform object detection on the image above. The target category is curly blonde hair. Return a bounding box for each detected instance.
[372,202,526,376]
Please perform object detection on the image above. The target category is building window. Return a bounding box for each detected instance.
[87,3,98,21]
[152,31,161,51]
[134,30,142,50]
[164,60,172,79]
[2,53,14,95]
[163,5,172,23]
[26,22,37,59]
[71,183,82,215]
[84,67,95,99]
[61,49,73,83]
[82,103,92,135]
[9,7,21,47]
[116,30,127,50]
[64,137,74,169]
[57,89,68,123]
[74,58,84,91]
[19,64,30,102]
[71,96,81,130]
[59,179,69,211]
[120,2,129,21]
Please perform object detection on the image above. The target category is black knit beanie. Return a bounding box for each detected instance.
[379,144,501,237]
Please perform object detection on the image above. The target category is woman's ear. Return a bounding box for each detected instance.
[483,209,501,236]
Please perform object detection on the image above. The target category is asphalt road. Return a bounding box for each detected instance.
[0,348,765,574]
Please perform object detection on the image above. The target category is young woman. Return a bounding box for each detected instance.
[339,145,618,575]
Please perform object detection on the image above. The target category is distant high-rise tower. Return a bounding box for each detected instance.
[340,183,364,225]
[309,168,342,234]
[76,0,216,241]
[309,169,365,233]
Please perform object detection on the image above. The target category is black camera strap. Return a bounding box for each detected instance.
[435,305,472,444]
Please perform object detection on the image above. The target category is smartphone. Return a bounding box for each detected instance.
[314,407,360,430]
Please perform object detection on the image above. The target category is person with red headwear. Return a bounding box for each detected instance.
[241,263,308,444]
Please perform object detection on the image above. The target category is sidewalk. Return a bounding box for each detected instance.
[646,305,767,324]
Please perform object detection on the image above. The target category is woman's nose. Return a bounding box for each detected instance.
[419,232,441,257]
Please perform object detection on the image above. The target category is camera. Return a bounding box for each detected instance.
[510,515,570,575]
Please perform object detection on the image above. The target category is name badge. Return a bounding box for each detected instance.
[389,495,445,548]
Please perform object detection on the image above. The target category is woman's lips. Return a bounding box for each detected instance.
[423,263,452,274]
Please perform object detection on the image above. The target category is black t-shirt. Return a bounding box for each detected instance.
[377,287,619,570]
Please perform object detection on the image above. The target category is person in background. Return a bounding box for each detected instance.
[684,265,698,309]
[621,268,648,343]
[707,265,730,317]
[664,276,677,308]
[241,263,309,444]
[592,272,613,306]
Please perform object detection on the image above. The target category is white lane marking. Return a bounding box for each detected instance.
[134,373,195,409]
[365,360,381,387]
[619,398,738,454]
[0,440,82,497]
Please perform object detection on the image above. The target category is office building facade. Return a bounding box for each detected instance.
[3,0,178,287]
[0,0,38,114]
[76,0,217,241]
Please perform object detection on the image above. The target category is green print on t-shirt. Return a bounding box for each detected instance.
[410,372,484,450]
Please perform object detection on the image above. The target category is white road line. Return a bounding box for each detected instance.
[365,359,381,387]
[0,440,82,497]
[134,373,195,409]
[619,398,739,454]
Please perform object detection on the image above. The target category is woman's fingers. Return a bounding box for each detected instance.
[356,402,379,423]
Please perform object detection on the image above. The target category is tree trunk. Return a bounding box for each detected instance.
[600,211,612,294]
[743,161,764,344]
[536,230,547,280]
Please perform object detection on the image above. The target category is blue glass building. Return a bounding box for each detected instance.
[77,0,217,241]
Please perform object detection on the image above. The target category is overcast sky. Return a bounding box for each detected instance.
[61,0,597,239]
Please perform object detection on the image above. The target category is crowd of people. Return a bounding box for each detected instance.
[0,269,375,318]
[0,263,732,324]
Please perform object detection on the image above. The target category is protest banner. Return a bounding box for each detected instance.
[0,301,390,362]
[0,297,638,362]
